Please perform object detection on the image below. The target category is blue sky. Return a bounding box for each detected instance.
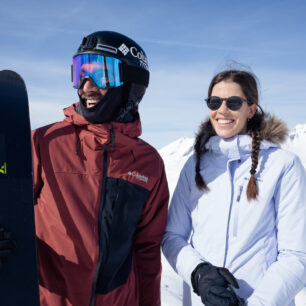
[1,0,306,148]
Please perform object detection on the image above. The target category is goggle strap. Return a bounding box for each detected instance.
[120,63,149,87]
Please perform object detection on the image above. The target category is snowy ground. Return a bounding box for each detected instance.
[158,125,306,305]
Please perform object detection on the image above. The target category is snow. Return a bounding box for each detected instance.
[283,124,306,168]
[158,136,194,194]
[159,124,306,305]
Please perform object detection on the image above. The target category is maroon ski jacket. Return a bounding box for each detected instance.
[32,103,169,306]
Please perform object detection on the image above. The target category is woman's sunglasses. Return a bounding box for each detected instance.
[205,96,253,111]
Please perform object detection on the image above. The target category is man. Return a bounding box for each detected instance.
[32,31,169,306]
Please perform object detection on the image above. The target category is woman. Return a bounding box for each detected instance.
[162,70,306,306]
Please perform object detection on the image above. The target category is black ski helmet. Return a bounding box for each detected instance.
[74,31,149,105]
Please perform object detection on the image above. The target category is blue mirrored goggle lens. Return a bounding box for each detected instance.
[72,54,123,89]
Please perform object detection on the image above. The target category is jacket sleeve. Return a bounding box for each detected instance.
[31,129,43,204]
[134,158,169,306]
[247,155,306,306]
[162,158,206,288]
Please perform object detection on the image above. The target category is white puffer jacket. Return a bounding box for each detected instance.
[162,116,306,306]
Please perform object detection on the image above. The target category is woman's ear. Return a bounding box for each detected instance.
[248,104,258,119]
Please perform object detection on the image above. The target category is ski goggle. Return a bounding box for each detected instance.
[205,96,253,111]
[72,54,124,89]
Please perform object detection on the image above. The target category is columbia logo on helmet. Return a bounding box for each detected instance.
[118,44,149,70]
[130,46,148,70]
[119,43,130,56]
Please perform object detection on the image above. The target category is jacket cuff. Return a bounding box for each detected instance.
[175,245,207,288]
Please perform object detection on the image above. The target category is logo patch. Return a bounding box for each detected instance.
[118,43,149,70]
[128,170,148,183]
[0,162,7,174]
[119,43,130,56]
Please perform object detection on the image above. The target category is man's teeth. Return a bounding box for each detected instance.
[218,119,233,124]
[87,99,99,105]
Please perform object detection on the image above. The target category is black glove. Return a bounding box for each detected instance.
[191,262,246,306]
[0,227,16,269]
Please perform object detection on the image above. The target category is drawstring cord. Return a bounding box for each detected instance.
[75,139,81,155]
[73,125,81,155]
[130,150,136,162]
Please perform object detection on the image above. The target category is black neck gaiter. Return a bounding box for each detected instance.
[78,86,124,124]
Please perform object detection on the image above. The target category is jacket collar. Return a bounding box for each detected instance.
[63,103,142,147]
[202,113,288,158]
[204,135,279,160]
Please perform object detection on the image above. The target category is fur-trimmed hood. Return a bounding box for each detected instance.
[196,113,289,145]
[258,113,288,144]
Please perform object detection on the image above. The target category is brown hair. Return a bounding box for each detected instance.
[195,70,265,200]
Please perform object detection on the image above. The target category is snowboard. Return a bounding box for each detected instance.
[0,70,40,305]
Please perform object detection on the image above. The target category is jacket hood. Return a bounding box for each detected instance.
[197,113,288,146]
[63,103,142,140]
[258,113,288,144]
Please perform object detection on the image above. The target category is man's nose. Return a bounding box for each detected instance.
[82,78,97,91]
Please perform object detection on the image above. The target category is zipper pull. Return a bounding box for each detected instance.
[236,185,243,202]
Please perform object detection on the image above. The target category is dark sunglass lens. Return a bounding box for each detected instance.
[207,97,221,110]
[227,97,243,110]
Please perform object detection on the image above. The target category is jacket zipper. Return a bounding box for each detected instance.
[233,185,243,237]
[110,127,115,147]
[89,144,109,306]
[223,161,242,267]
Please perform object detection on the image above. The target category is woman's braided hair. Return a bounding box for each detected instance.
[194,70,265,200]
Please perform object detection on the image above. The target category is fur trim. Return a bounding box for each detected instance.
[195,113,288,144]
[259,113,288,144]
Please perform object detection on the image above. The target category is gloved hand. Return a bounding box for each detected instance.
[0,227,16,269]
[191,262,246,306]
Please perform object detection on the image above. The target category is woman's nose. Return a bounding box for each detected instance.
[218,100,230,113]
